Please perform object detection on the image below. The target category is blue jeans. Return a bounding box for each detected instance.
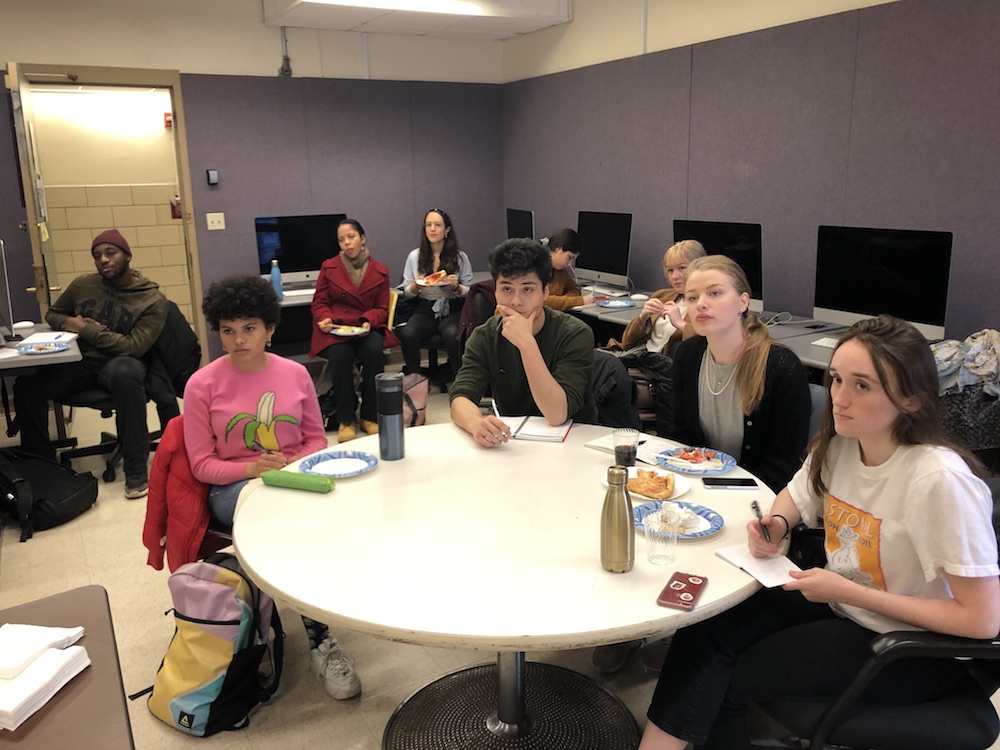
[207,479,250,528]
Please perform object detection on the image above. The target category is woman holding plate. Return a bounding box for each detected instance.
[184,274,362,700]
[311,218,394,443]
[398,208,473,380]
[670,254,810,494]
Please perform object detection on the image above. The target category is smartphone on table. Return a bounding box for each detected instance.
[657,572,708,611]
[702,477,757,490]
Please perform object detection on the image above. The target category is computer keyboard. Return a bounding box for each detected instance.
[283,288,314,299]
[811,336,839,348]
[583,285,629,298]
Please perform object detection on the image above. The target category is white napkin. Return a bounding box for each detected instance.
[0,624,85,679]
[0,645,91,731]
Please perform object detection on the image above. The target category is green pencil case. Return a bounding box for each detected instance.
[261,469,334,493]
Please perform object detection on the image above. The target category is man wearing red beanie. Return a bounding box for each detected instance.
[13,228,168,498]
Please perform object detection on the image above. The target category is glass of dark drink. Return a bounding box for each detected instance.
[612,428,639,467]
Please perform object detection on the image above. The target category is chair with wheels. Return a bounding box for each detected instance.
[56,389,162,482]
[758,477,1000,750]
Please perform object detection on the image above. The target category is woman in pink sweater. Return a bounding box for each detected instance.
[183,274,360,700]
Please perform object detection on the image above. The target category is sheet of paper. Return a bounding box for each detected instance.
[19,331,78,345]
[715,544,801,588]
[583,433,678,465]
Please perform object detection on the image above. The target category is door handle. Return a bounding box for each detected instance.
[25,286,61,293]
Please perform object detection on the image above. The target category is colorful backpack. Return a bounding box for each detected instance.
[140,552,284,735]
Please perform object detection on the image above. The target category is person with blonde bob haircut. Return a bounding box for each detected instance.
[610,239,707,355]
[670,254,810,493]
[639,315,1000,750]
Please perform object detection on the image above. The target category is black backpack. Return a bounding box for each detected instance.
[0,448,99,542]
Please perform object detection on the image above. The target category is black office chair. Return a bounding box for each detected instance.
[758,477,1000,750]
[56,389,162,482]
[420,334,451,393]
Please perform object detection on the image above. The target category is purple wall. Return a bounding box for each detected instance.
[503,0,1000,338]
[181,75,504,293]
[1,0,996,339]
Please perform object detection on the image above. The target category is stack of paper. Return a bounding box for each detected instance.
[0,624,90,731]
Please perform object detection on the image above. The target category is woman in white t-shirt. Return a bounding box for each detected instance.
[639,314,1000,750]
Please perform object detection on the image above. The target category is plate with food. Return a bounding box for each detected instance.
[633,500,725,540]
[331,325,367,337]
[416,270,449,286]
[16,342,71,355]
[595,298,635,309]
[657,446,736,475]
[300,450,378,479]
[601,466,691,501]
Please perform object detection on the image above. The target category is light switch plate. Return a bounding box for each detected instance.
[206,212,226,231]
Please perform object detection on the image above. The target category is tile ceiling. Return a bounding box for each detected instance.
[262,1,572,41]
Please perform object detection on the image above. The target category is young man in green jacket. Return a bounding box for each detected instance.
[449,238,596,447]
[14,229,168,498]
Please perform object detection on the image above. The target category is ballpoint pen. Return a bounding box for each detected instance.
[750,500,771,543]
[252,439,273,454]
[491,398,501,419]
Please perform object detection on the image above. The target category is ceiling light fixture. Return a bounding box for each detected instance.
[307,0,485,15]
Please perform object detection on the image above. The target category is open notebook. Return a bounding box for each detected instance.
[498,416,573,442]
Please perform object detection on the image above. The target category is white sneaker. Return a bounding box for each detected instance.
[309,636,361,700]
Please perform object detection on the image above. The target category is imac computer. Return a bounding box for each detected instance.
[506,208,534,240]
[673,219,764,313]
[575,210,633,292]
[255,214,346,288]
[0,240,14,340]
[813,225,952,340]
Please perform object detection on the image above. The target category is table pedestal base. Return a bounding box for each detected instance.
[382,660,640,749]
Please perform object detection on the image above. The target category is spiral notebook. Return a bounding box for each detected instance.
[499,416,573,442]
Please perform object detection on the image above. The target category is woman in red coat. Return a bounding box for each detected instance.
[310,218,393,443]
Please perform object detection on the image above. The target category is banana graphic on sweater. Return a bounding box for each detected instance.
[226,391,299,452]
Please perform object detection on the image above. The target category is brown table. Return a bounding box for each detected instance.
[0,585,134,749]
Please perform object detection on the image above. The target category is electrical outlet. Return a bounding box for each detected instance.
[206,212,226,231]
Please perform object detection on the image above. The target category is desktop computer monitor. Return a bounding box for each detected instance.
[673,219,764,313]
[575,211,632,290]
[812,225,952,340]
[255,214,346,287]
[0,240,15,337]
[506,208,534,240]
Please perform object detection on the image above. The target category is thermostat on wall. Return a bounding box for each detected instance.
[206,169,219,186]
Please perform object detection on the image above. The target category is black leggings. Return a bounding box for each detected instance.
[646,586,972,749]
[397,301,462,376]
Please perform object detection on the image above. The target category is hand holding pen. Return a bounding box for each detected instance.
[751,500,771,543]
[475,398,511,449]
[250,439,287,476]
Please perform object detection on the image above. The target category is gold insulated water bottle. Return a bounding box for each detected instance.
[601,465,634,573]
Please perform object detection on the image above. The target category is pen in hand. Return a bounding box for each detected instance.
[491,398,501,419]
[252,439,273,454]
[751,500,771,543]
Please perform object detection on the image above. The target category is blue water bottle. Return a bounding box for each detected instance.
[269,259,283,301]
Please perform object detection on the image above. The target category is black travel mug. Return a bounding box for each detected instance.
[375,372,405,460]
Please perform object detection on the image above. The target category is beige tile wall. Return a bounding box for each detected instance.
[45,183,194,322]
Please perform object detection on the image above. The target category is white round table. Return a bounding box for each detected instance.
[234,422,773,748]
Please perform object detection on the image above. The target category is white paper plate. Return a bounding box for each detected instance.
[300,451,378,478]
[600,466,691,501]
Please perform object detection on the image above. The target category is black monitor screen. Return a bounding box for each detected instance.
[673,219,763,301]
[576,211,632,277]
[255,214,346,275]
[814,225,952,329]
[506,208,534,239]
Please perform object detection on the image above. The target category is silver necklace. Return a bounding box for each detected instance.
[704,348,742,396]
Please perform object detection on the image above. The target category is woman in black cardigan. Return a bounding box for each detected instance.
[670,255,810,493]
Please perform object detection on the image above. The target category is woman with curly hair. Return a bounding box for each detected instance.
[397,208,473,378]
[183,274,361,700]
